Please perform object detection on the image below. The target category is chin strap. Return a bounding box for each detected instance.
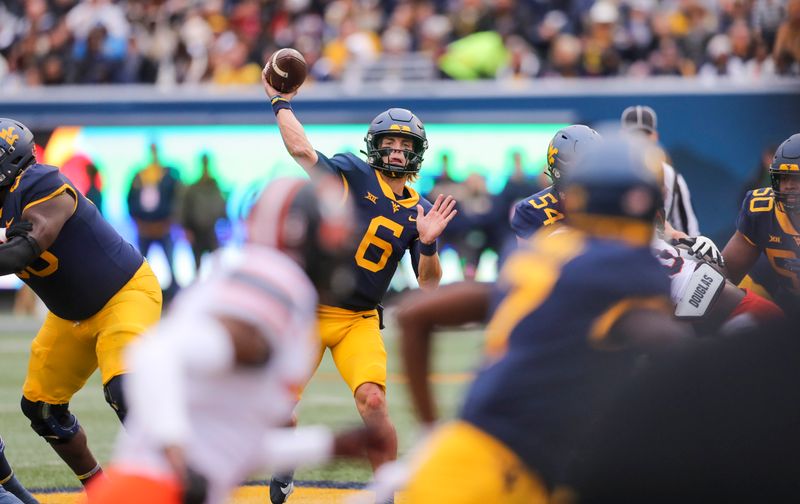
[382,169,408,179]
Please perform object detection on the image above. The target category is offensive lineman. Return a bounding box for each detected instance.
[0,118,162,487]
[510,125,599,241]
[722,133,800,311]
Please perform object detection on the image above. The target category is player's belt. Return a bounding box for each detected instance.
[674,263,725,319]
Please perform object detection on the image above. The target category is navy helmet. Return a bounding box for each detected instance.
[769,133,800,212]
[562,133,663,242]
[363,108,428,177]
[545,124,600,188]
[0,118,36,188]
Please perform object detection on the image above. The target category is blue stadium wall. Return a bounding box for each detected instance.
[5,79,799,244]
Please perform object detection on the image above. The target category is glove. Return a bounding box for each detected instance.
[673,236,725,267]
[5,221,34,241]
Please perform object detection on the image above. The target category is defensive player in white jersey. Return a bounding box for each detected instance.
[87,178,385,504]
[651,221,782,332]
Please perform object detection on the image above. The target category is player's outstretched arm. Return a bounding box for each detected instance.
[395,282,491,425]
[664,221,725,267]
[258,424,387,476]
[721,231,760,284]
[415,194,457,290]
[261,70,319,174]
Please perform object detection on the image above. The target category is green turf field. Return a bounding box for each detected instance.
[0,322,484,491]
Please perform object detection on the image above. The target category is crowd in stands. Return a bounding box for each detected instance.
[0,0,798,87]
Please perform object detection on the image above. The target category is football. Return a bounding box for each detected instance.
[263,48,308,94]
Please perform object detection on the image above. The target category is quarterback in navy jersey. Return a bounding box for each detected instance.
[0,118,162,488]
[723,133,800,310]
[263,73,456,502]
[510,125,599,241]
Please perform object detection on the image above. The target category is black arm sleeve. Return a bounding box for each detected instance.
[0,236,42,276]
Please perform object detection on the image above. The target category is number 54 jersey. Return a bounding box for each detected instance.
[736,187,800,307]
[315,152,433,311]
[1,164,144,320]
[510,185,566,240]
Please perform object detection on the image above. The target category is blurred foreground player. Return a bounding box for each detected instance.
[722,133,800,310]
[396,134,689,503]
[0,118,161,487]
[88,178,386,504]
[263,70,456,500]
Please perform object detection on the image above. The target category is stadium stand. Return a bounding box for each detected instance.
[0,0,798,88]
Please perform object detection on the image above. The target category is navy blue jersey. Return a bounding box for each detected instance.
[736,188,800,306]
[1,164,143,320]
[315,152,434,310]
[461,229,671,486]
[510,186,565,239]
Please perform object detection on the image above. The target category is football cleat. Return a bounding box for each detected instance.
[269,474,295,504]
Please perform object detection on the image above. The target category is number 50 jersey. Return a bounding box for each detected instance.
[1,164,144,320]
[736,187,800,307]
[315,151,434,311]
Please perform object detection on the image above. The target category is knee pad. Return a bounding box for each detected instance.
[20,397,80,443]
[103,375,127,423]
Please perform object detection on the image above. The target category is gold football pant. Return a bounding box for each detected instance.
[23,261,162,403]
[403,421,549,503]
[312,304,386,394]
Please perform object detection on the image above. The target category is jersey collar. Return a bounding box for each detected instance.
[374,169,420,208]
[775,204,800,236]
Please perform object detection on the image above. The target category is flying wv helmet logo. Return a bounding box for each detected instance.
[389,124,411,132]
[0,127,19,147]
[547,142,558,168]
